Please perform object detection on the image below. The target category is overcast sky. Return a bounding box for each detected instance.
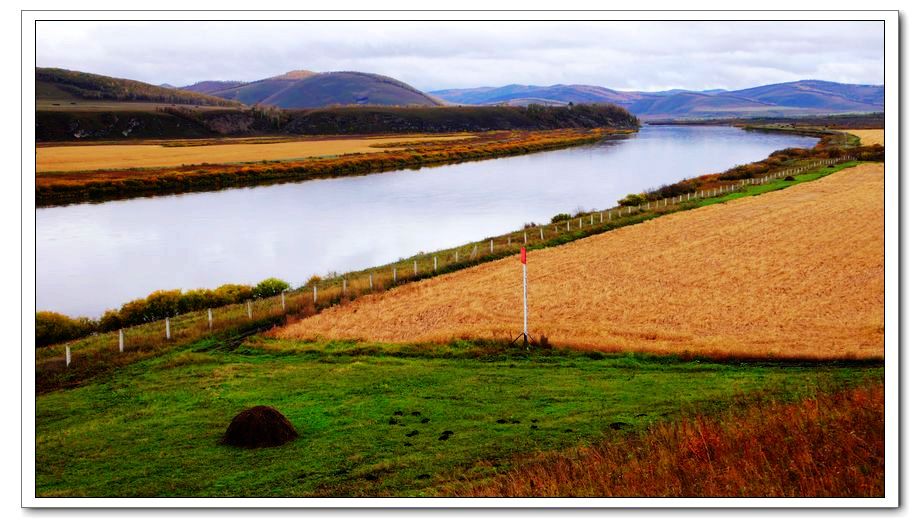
[35,21,884,92]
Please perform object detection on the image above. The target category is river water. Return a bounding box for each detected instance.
[36,125,817,317]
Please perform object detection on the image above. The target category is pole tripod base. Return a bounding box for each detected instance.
[511,332,530,348]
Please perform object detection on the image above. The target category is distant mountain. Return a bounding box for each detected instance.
[728,80,884,110]
[431,80,883,119]
[205,70,316,105]
[36,67,241,107]
[203,70,442,108]
[179,80,246,95]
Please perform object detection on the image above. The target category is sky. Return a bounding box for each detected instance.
[35,20,884,92]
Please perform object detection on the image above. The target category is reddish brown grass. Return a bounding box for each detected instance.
[450,384,885,497]
[277,164,884,360]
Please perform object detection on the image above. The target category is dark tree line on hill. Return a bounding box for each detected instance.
[37,103,640,141]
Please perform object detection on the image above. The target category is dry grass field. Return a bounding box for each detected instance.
[277,163,884,360]
[846,129,884,146]
[36,133,476,172]
[452,383,884,497]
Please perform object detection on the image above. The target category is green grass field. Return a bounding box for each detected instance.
[35,338,882,497]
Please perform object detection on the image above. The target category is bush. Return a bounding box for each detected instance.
[617,194,645,207]
[253,278,290,298]
[551,213,572,223]
[36,311,96,347]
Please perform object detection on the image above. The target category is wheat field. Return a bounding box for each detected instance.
[276,164,885,360]
[36,133,475,172]
[845,129,884,146]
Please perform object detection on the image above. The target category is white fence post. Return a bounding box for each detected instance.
[567,220,571,231]
[165,318,171,340]
[393,266,397,283]
[490,240,494,253]
[65,345,71,367]
[414,260,418,276]
[369,273,374,289]
[247,299,253,319]
[281,291,286,311]
[312,285,317,304]
[208,308,213,331]
[540,227,544,241]
[523,232,528,245]
[343,278,347,295]
[119,329,124,352]
[434,256,438,272]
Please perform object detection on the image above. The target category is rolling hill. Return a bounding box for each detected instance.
[179,80,246,95]
[203,70,443,108]
[36,67,241,107]
[431,80,884,119]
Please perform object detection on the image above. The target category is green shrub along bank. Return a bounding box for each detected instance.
[38,278,290,347]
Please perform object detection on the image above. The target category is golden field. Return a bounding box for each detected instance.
[845,129,884,146]
[277,163,884,360]
[36,133,475,172]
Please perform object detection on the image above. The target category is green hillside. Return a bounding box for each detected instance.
[36,68,241,107]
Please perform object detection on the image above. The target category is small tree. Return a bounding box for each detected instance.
[253,278,290,298]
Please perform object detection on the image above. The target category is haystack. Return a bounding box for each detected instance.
[221,406,298,448]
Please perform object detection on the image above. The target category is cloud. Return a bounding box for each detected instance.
[35,20,884,91]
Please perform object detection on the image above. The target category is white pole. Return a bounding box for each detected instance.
[393,266,397,283]
[524,232,528,245]
[165,318,171,340]
[370,273,374,289]
[540,228,544,241]
[312,285,317,304]
[455,250,459,262]
[208,308,213,330]
[414,260,418,276]
[434,256,438,272]
[490,240,494,253]
[343,278,347,294]
[281,291,286,311]
[247,300,253,319]
[579,217,583,229]
[65,345,71,367]
[119,329,124,352]
[522,250,528,343]
[567,221,570,231]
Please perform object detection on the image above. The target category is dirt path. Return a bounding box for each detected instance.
[277,164,885,360]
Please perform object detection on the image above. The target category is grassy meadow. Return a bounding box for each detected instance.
[35,338,882,497]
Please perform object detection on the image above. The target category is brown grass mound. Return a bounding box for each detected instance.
[220,406,298,448]
[450,384,885,497]
[276,163,884,360]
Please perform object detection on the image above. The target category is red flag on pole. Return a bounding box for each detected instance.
[520,247,527,264]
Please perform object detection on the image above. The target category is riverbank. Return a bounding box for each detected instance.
[36,154,860,392]
[36,128,634,206]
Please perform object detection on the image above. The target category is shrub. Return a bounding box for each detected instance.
[253,278,290,298]
[618,194,645,207]
[98,310,123,332]
[36,311,96,347]
[551,213,572,223]
[213,283,254,304]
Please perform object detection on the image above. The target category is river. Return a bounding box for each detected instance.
[36,125,817,317]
